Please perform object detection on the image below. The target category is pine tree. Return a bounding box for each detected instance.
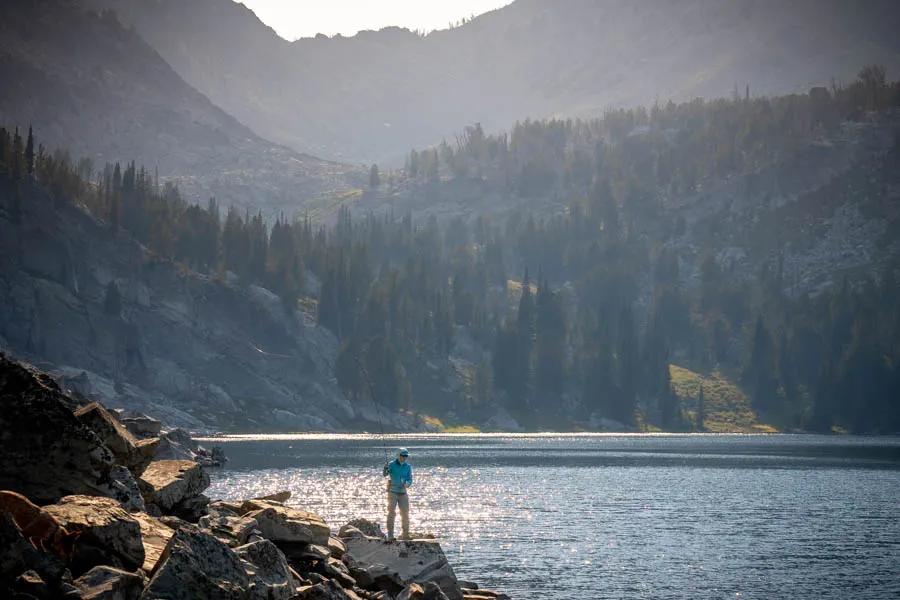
[24,126,34,176]
[616,305,638,425]
[777,329,795,399]
[535,277,566,398]
[809,358,835,432]
[696,382,706,431]
[110,162,122,230]
[493,319,519,401]
[515,269,535,403]
[657,349,679,429]
[11,127,22,181]
[744,316,778,411]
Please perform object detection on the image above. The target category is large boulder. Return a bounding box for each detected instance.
[108,465,146,512]
[12,569,53,599]
[0,354,119,504]
[234,539,293,600]
[74,565,144,600]
[0,512,68,589]
[153,429,216,465]
[171,494,211,523]
[198,512,258,548]
[133,439,162,474]
[338,518,384,540]
[141,527,251,600]
[44,495,145,576]
[208,500,245,517]
[243,504,330,546]
[73,403,156,476]
[139,460,209,512]
[119,415,162,439]
[130,512,175,574]
[327,536,347,559]
[342,533,462,600]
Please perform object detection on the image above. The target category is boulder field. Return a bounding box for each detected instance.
[0,353,508,599]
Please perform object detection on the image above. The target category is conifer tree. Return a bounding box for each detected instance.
[696,382,706,431]
[535,276,566,398]
[616,305,638,425]
[515,269,535,402]
[24,126,34,176]
[744,316,778,410]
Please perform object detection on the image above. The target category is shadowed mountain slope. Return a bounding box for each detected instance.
[0,0,362,217]
[90,0,900,163]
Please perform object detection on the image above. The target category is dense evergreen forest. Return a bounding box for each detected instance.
[2,66,899,433]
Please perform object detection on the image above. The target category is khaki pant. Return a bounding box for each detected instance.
[387,491,409,539]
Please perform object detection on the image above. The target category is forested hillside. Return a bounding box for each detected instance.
[0,0,362,217]
[3,70,898,432]
[0,125,361,432]
[89,0,900,163]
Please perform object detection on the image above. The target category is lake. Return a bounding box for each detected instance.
[199,433,900,599]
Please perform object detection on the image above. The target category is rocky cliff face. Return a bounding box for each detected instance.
[0,175,356,431]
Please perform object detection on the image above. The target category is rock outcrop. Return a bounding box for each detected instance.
[341,530,462,600]
[154,429,225,467]
[198,512,259,548]
[73,403,156,476]
[73,565,144,600]
[235,499,331,547]
[119,414,162,439]
[0,358,508,600]
[44,495,145,576]
[131,512,176,574]
[234,538,294,600]
[0,354,118,504]
[142,527,251,600]
[139,460,210,519]
[0,512,68,591]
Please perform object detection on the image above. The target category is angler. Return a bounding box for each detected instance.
[383,447,413,541]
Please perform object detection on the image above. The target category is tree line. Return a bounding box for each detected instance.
[2,65,899,431]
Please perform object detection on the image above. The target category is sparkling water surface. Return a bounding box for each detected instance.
[198,434,900,599]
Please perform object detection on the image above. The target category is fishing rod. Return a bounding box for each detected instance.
[354,351,391,466]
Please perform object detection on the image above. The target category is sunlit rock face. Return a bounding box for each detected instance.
[140,460,211,512]
[341,530,462,600]
[142,527,252,600]
[44,495,145,576]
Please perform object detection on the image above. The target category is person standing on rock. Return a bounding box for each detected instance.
[383,447,413,541]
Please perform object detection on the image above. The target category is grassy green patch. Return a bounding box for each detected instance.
[416,413,481,433]
[670,364,777,433]
[442,424,482,433]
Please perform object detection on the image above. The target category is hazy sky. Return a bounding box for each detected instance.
[237,0,513,40]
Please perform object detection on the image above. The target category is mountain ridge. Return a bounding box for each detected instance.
[0,0,362,218]
[89,0,900,163]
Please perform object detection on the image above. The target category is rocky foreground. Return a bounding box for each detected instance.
[0,353,507,600]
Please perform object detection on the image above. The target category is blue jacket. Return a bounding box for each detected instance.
[383,458,413,494]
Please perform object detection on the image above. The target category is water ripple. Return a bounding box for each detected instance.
[205,434,900,600]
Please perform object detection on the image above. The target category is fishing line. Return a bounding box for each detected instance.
[355,353,391,466]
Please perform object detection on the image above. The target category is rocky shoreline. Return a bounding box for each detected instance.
[0,353,508,600]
